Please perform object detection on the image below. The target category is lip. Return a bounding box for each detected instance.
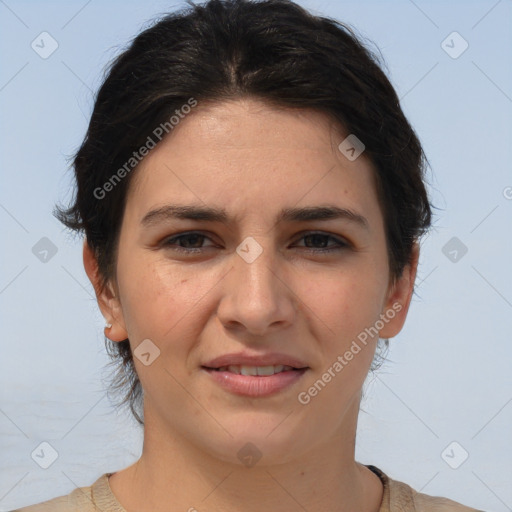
[201,352,310,398]
[203,367,308,397]
[202,352,309,369]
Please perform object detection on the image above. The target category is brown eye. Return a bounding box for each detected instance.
[294,232,350,253]
[162,232,216,253]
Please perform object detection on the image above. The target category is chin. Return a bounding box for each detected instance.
[195,414,313,467]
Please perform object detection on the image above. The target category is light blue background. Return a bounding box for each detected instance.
[1,1,511,510]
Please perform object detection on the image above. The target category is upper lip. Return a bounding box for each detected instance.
[203,352,309,369]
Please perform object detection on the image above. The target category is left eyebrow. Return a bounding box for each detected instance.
[277,205,369,229]
[140,204,369,230]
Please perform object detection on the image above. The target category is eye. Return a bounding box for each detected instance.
[293,232,350,253]
[161,232,216,253]
[161,231,350,255]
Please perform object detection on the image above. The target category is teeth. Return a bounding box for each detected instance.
[256,365,275,376]
[216,364,294,375]
[241,366,259,376]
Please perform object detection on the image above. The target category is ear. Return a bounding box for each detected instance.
[379,242,419,339]
[83,239,128,342]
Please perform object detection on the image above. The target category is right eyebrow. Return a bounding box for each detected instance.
[141,204,229,227]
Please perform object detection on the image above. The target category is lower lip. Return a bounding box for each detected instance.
[202,367,308,397]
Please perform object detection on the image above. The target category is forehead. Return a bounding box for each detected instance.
[124,98,381,225]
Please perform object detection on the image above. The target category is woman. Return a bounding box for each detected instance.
[14,0,483,510]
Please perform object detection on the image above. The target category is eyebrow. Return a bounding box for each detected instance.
[140,204,369,230]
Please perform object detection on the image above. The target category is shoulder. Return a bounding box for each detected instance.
[10,473,117,512]
[389,478,484,511]
[366,465,485,512]
[10,494,70,512]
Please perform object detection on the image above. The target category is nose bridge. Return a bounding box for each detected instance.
[234,235,278,299]
[217,234,294,334]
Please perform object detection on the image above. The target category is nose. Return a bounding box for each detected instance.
[216,239,296,336]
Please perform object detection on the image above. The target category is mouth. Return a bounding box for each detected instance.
[201,363,309,397]
[202,364,305,376]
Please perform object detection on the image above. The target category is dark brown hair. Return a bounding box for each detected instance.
[55,0,432,425]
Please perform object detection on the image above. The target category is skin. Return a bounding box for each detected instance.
[84,98,419,512]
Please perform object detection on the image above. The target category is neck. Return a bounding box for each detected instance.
[109,397,383,512]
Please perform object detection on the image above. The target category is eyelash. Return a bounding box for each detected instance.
[161,231,350,254]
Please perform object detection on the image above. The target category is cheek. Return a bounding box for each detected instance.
[297,272,384,411]
[117,253,219,348]
[116,253,176,337]
[302,268,385,344]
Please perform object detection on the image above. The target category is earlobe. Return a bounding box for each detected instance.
[83,239,129,342]
[379,243,420,339]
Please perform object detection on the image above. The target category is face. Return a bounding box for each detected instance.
[85,98,417,465]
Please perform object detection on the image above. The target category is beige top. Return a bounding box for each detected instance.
[12,465,483,511]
